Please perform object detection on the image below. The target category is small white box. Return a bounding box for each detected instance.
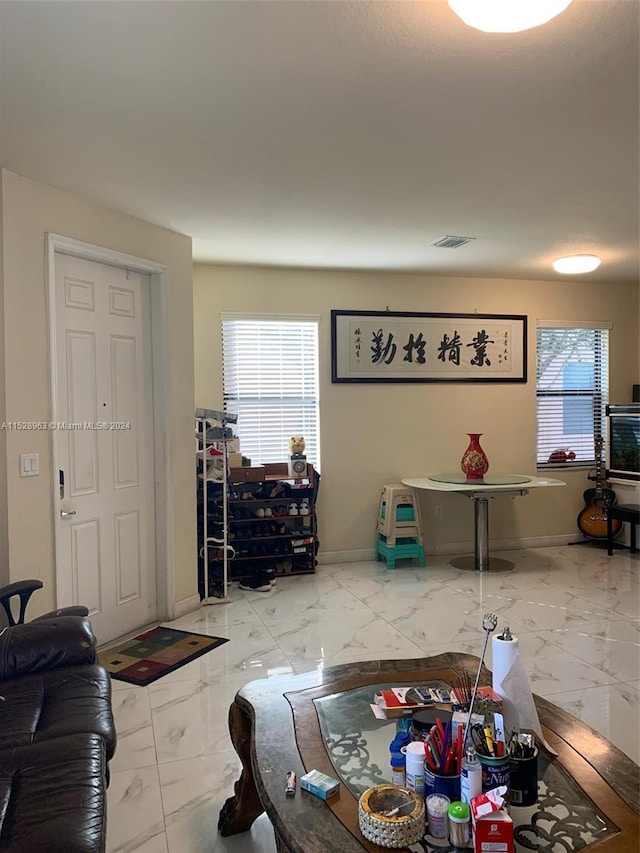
[300,769,340,800]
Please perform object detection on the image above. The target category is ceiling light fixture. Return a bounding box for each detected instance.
[448,0,573,33]
[552,254,602,274]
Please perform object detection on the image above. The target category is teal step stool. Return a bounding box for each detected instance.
[376,533,425,569]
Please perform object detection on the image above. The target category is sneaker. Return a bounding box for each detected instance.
[299,499,310,516]
[264,506,273,517]
[239,574,272,592]
[288,502,299,516]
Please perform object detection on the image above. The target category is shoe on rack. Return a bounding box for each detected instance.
[299,499,310,516]
[264,506,273,517]
[269,482,285,498]
[239,576,272,592]
[255,507,265,518]
[288,502,299,516]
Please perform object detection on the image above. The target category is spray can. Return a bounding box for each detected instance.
[460,746,482,805]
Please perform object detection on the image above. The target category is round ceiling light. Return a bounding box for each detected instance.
[448,0,573,33]
[552,254,602,274]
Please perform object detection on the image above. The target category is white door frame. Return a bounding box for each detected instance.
[46,233,174,623]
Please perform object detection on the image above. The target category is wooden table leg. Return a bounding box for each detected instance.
[218,698,265,836]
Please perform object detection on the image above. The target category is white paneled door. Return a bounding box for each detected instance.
[53,254,156,643]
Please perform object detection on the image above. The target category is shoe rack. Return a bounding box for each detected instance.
[227,463,319,583]
[195,407,238,604]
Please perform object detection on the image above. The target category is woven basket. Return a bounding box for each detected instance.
[358,785,425,848]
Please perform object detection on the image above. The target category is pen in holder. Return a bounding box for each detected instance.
[462,613,498,749]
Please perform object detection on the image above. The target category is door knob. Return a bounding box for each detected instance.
[60,510,76,518]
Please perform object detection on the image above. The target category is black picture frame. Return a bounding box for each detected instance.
[331,310,527,384]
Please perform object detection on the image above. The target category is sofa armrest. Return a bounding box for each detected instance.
[0,616,97,681]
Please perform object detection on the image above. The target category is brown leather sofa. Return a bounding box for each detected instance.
[0,616,117,852]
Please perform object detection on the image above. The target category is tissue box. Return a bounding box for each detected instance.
[473,810,513,853]
[300,769,340,800]
[471,787,513,853]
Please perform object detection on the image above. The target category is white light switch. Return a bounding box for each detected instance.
[20,453,39,477]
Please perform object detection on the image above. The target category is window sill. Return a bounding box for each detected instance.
[537,463,593,472]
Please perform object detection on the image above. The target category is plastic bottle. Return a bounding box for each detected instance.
[403,741,425,796]
[460,746,482,805]
[389,733,409,759]
[426,793,450,839]
[448,801,471,848]
[390,752,406,786]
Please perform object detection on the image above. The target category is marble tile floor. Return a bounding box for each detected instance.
[105,544,640,852]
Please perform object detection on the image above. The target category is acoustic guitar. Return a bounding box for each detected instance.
[576,435,622,540]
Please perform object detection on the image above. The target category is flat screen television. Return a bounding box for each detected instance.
[606,404,640,482]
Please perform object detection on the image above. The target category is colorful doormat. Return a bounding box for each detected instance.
[99,626,230,687]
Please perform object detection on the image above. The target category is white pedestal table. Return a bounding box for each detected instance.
[402,473,565,572]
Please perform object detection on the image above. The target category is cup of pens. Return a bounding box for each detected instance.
[423,717,462,803]
[470,723,510,793]
[509,734,538,807]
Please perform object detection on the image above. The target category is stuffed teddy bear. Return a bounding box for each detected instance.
[288,436,306,456]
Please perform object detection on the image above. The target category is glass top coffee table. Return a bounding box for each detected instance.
[218,653,639,853]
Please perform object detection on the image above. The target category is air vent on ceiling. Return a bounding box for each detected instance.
[432,235,477,249]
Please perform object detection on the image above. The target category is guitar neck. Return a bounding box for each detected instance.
[594,436,604,495]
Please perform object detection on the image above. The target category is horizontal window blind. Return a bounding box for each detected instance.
[222,315,320,468]
[536,327,609,466]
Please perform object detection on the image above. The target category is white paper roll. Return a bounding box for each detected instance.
[492,633,557,755]
[492,634,521,733]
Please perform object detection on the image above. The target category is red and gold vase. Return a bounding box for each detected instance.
[461,433,489,480]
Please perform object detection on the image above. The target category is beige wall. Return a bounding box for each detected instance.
[194,263,640,558]
[1,169,197,615]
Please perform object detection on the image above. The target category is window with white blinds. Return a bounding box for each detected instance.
[536,325,609,467]
[222,313,320,469]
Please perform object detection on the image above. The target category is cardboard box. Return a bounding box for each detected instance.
[228,452,244,468]
[300,769,340,800]
[471,787,513,853]
[473,809,513,853]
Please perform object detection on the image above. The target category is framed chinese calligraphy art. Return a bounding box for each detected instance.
[330,310,527,383]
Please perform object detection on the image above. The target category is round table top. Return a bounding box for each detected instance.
[429,472,532,485]
[402,474,566,492]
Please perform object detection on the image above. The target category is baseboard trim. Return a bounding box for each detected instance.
[317,549,376,564]
[317,534,576,565]
[173,593,201,619]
